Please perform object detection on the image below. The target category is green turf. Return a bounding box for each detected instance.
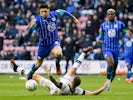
[0,74,133,100]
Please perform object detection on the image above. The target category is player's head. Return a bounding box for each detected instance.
[72,76,81,88]
[127,28,133,38]
[107,8,116,22]
[39,3,50,19]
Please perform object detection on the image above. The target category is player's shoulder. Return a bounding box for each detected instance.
[115,20,125,25]
[35,15,41,19]
[101,21,107,26]
[50,11,57,15]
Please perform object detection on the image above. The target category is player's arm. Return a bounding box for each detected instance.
[119,39,124,50]
[56,9,80,24]
[49,75,61,88]
[27,19,38,36]
[121,22,127,37]
[96,28,104,46]
[43,66,62,88]
[84,80,109,95]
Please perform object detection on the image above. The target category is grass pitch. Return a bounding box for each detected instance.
[0,74,133,100]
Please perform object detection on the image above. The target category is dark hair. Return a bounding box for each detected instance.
[39,3,49,9]
[73,76,81,88]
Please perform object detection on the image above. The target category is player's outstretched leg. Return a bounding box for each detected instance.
[66,46,93,76]
[10,59,18,72]
[10,59,25,76]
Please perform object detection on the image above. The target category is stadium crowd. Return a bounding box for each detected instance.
[0,0,133,61]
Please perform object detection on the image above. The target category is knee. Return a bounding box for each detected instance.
[108,62,114,68]
[55,52,62,58]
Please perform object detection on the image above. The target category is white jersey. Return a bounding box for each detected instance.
[59,75,85,95]
[40,75,85,95]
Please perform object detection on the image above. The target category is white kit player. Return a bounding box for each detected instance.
[10,46,110,95]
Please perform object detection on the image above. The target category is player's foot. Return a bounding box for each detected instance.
[10,59,18,72]
[130,78,133,82]
[125,78,132,83]
[83,46,93,54]
[27,72,33,80]
[43,65,52,76]
[56,69,61,75]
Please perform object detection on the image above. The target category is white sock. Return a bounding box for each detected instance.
[17,67,25,76]
[73,53,85,68]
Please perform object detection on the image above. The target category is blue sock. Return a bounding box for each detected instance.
[28,64,37,79]
[107,67,112,80]
[111,66,117,82]
[111,70,116,82]
[127,68,132,79]
[56,57,61,70]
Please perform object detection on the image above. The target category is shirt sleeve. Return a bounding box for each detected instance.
[35,17,40,25]
[74,87,85,95]
[55,9,76,19]
[96,24,104,41]
[120,22,127,36]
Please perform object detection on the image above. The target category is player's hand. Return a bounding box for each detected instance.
[74,18,81,25]
[97,40,103,45]
[43,65,51,75]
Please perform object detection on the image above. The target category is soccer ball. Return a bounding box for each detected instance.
[25,79,38,91]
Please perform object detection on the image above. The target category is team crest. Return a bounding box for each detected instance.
[47,22,56,32]
[108,29,116,37]
[126,41,132,47]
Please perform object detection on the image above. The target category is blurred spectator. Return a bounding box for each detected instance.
[75,30,85,52]
[122,13,130,26]
[116,0,125,14]
[5,22,19,39]
[126,0,133,12]
[94,48,104,60]
[91,14,100,39]
[85,20,94,41]
[29,33,39,46]
[21,46,32,60]
[82,0,94,9]
[31,2,38,15]
[127,20,133,30]
[82,35,92,48]
[63,37,75,73]
[66,1,75,14]
[3,50,14,60]
[0,17,6,32]
[96,6,104,23]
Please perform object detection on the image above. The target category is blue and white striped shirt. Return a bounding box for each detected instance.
[100,20,125,52]
[122,36,133,57]
[35,11,60,45]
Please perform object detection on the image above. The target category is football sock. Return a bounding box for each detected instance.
[17,67,25,76]
[28,64,38,79]
[56,57,61,70]
[127,68,132,79]
[107,67,112,80]
[111,70,116,82]
[73,53,85,68]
